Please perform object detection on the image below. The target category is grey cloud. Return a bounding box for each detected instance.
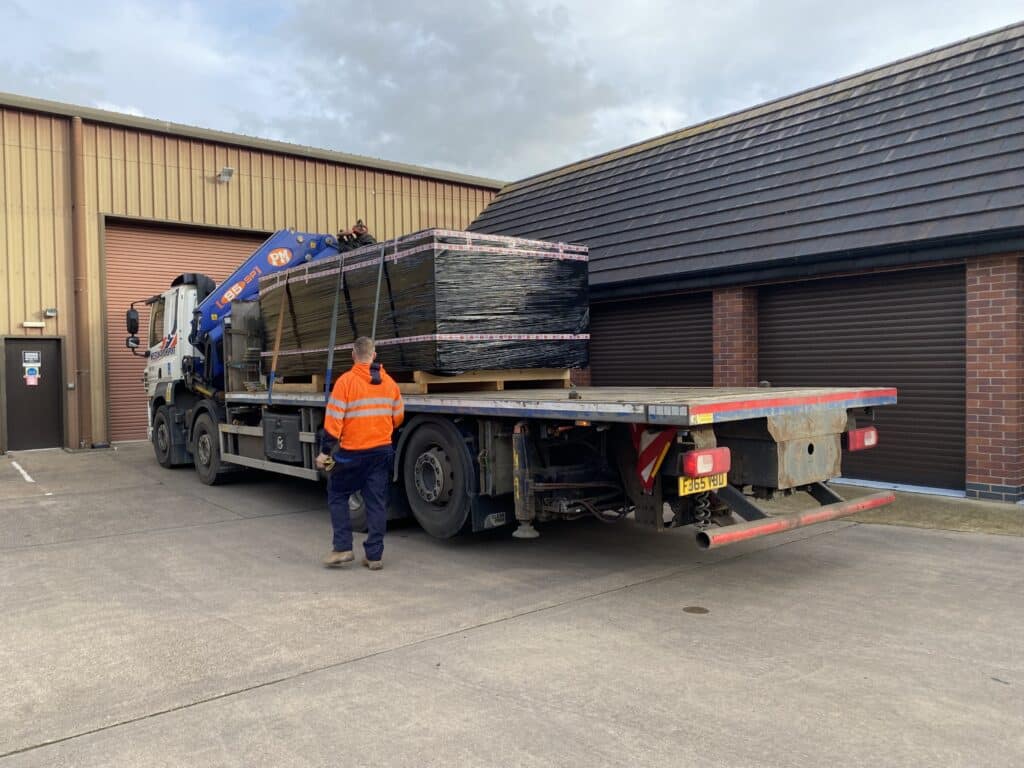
[1,1,1022,181]
[242,0,623,179]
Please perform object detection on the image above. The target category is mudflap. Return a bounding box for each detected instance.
[166,405,192,466]
[471,494,511,533]
[611,424,665,530]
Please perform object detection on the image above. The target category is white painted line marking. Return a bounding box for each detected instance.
[10,461,35,484]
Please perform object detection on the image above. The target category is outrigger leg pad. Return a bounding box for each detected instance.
[512,522,540,539]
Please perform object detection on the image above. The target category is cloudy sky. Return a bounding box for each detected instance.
[1,1,1021,181]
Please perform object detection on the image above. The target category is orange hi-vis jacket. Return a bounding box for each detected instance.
[324,362,405,451]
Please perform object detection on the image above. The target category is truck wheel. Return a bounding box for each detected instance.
[193,413,225,486]
[152,406,175,468]
[402,423,471,538]
[348,491,368,533]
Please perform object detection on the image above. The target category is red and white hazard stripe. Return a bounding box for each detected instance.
[629,425,677,493]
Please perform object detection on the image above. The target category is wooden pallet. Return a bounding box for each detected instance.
[398,368,571,395]
[270,373,325,393]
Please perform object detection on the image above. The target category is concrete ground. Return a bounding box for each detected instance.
[1,444,1021,767]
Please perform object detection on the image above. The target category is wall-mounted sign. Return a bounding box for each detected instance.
[22,351,41,367]
[23,365,40,386]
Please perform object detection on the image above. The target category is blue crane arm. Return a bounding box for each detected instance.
[195,229,338,337]
[190,229,339,389]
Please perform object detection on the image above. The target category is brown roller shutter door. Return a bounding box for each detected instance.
[105,224,267,442]
[589,293,713,386]
[758,266,965,489]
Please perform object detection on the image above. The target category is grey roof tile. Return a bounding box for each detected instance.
[470,24,1024,288]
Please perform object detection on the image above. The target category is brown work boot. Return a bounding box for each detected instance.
[323,550,354,567]
[362,557,383,571]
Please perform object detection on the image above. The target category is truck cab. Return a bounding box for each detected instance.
[124,230,340,471]
[126,273,215,468]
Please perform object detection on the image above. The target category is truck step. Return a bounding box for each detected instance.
[397,368,571,395]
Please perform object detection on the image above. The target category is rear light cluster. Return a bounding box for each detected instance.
[681,447,731,478]
[844,426,879,452]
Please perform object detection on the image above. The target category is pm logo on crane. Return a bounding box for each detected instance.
[267,248,293,268]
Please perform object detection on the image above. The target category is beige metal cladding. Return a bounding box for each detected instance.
[0,102,499,447]
[0,110,74,341]
[0,110,78,450]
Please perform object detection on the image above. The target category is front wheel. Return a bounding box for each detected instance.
[193,413,226,485]
[152,406,175,468]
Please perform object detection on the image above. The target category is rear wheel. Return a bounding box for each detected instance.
[402,423,472,538]
[152,406,174,468]
[193,413,225,485]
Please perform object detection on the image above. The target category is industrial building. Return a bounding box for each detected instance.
[0,95,501,449]
[471,23,1024,500]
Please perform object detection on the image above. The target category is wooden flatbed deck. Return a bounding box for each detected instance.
[226,386,897,427]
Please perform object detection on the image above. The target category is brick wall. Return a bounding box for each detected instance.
[712,287,758,387]
[570,368,591,386]
[965,254,1023,501]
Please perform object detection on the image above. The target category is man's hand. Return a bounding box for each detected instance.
[315,452,330,470]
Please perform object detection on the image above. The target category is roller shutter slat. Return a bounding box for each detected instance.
[758,266,965,489]
[589,294,713,386]
[105,224,267,442]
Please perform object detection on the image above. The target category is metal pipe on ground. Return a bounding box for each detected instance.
[695,491,895,549]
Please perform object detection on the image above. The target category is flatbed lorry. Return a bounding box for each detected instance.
[125,229,897,548]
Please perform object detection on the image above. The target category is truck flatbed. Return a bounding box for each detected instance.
[226,386,897,427]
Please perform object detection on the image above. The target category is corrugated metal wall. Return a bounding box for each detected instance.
[80,124,496,442]
[105,224,267,441]
[758,266,966,489]
[0,104,498,447]
[0,109,73,339]
[79,123,493,237]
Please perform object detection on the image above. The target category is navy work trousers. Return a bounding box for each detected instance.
[327,445,394,561]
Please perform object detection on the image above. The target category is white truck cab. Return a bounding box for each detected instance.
[126,273,216,463]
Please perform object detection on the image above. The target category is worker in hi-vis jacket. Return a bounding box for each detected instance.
[316,336,404,570]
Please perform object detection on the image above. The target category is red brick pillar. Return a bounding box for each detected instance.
[966,255,1023,501]
[713,287,758,387]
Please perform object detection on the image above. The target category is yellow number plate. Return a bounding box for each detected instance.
[678,473,727,496]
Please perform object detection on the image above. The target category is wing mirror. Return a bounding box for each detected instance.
[125,334,149,357]
[126,307,140,335]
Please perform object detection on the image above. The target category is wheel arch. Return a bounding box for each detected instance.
[187,397,225,445]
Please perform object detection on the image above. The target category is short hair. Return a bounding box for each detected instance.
[352,336,375,361]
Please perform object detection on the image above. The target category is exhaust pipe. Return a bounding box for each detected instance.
[696,491,895,549]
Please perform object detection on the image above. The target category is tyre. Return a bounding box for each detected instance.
[192,413,225,486]
[348,490,368,533]
[152,405,175,468]
[401,422,472,538]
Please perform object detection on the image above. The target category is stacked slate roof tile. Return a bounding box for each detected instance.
[258,229,589,377]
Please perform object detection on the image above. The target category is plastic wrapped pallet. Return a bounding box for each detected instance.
[258,229,589,377]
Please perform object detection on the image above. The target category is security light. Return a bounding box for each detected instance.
[216,166,234,183]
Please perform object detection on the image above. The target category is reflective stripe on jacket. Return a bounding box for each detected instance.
[324,362,404,451]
